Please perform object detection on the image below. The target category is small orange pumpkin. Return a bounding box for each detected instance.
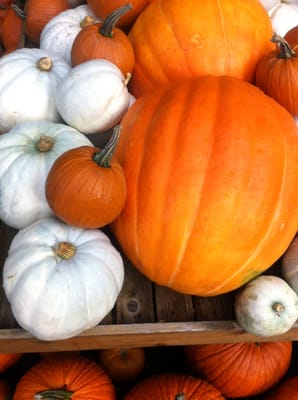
[0,353,22,373]
[99,347,146,382]
[46,126,127,229]
[185,342,292,398]
[124,373,225,399]
[255,34,298,118]
[0,380,11,400]
[71,4,135,75]
[285,25,298,47]
[24,0,70,44]
[2,5,24,51]
[13,354,116,400]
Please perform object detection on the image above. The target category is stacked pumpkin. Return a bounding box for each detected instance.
[0,0,297,342]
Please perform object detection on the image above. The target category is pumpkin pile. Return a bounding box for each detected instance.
[0,0,297,342]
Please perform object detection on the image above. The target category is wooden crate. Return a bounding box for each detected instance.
[0,219,297,354]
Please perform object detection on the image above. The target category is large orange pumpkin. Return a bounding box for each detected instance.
[111,75,298,296]
[184,342,292,398]
[128,0,274,97]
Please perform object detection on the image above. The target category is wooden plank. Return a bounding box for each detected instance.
[0,321,298,353]
[194,292,236,321]
[154,285,195,322]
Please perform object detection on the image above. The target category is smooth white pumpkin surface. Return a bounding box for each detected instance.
[3,217,124,341]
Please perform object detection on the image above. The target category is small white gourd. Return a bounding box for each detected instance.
[40,4,97,65]
[0,48,71,132]
[235,275,298,336]
[0,120,93,229]
[3,216,124,341]
[55,59,131,134]
[269,1,298,37]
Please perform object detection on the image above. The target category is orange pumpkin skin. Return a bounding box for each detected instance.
[87,0,151,28]
[24,0,70,44]
[71,20,135,75]
[0,353,22,373]
[99,347,145,382]
[46,145,127,229]
[255,36,298,117]
[2,7,23,51]
[13,355,116,400]
[111,75,298,296]
[124,373,225,399]
[128,0,274,97]
[285,26,298,47]
[185,342,292,398]
[264,376,298,399]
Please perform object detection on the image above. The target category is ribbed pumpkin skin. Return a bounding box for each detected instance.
[128,0,274,97]
[185,342,292,398]
[111,75,298,296]
[264,376,298,399]
[13,355,116,400]
[124,373,225,399]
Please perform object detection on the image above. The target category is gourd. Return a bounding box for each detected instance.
[98,347,146,382]
[264,376,298,399]
[255,34,298,118]
[258,0,280,11]
[123,373,225,399]
[0,120,93,229]
[13,354,116,399]
[184,342,292,398]
[46,126,127,229]
[111,75,298,297]
[269,1,298,37]
[281,236,298,292]
[234,275,298,336]
[71,4,135,76]
[87,0,151,28]
[0,48,71,133]
[40,4,97,65]
[128,0,274,97]
[55,59,130,134]
[2,216,124,341]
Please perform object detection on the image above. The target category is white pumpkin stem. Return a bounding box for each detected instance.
[175,393,185,400]
[54,242,76,260]
[99,3,132,37]
[37,57,53,71]
[36,135,54,152]
[92,124,121,168]
[272,302,284,315]
[80,15,97,29]
[35,389,73,399]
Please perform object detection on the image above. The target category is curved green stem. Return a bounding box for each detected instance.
[271,33,296,59]
[34,389,73,400]
[92,125,121,168]
[11,2,26,19]
[99,3,132,37]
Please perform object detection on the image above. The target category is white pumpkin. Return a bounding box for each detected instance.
[0,48,71,133]
[269,1,298,37]
[2,217,124,341]
[258,0,280,11]
[0,120,93,229]
[235,275,298,336]
[55,59,130,134]
[40,5,97,65]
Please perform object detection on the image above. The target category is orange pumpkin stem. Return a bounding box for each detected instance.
[11,2,26,19]
[92,124,121,168]
[271,33,296,59]
[34,388,73,399]
[99,3,132,38]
